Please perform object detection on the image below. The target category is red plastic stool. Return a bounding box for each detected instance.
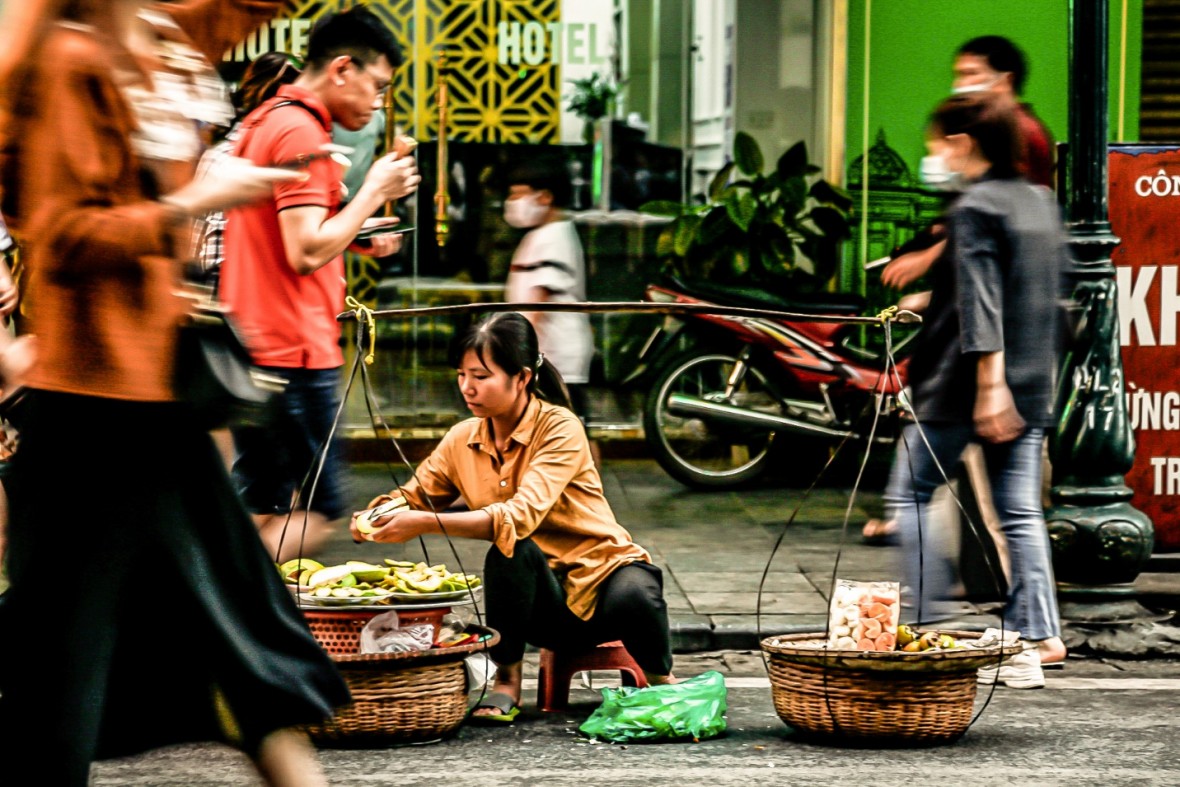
[536,641,649,712]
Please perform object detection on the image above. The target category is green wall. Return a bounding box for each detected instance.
[845,0,1143,183]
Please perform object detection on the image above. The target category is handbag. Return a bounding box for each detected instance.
[174,285,286,430]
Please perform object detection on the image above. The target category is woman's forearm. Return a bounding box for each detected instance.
[414,508,495,542]
[975,351,1007,393]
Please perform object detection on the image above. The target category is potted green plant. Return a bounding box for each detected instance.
[565,72,621,143]
[641,132,852,294]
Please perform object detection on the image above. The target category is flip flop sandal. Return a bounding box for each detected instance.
[468,690,521,725]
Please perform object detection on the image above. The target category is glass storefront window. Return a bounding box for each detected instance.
[211,1,832,433]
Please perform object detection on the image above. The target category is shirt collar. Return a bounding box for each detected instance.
[467,396,542,451]
[274,85,333,132]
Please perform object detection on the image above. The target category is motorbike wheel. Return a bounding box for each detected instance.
[643,351,782,489]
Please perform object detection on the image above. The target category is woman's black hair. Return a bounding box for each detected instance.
[232,51,302,121]
[450,312,572,410]
[929,92,1023,179]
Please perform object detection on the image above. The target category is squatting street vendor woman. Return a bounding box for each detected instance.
[351,312,678,722]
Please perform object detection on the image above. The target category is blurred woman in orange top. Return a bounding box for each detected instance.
[0,2,349,784]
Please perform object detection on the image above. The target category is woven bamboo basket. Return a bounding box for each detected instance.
[302,606,452,655]
[761,631,1020,746]
[303,622,499,746]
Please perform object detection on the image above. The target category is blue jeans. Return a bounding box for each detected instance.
[883,423,1061,641]
[231,367,348,521]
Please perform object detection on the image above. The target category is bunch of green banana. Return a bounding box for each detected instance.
[897,624,961,652]
[378,560,481,594]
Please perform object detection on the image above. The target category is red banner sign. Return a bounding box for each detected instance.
[1110,143,1180,551]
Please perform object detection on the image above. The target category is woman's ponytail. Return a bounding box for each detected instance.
[533,353,573,410]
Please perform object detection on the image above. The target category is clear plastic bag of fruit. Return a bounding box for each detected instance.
[359,610,434,654]
[826,579,901,652]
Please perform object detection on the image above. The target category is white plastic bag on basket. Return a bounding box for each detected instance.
[464,653,496,691]
[827,579,900,651]
[359,610,433,654]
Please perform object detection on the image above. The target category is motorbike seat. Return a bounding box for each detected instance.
[663,275,866,316]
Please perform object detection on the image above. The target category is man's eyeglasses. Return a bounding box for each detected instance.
[349,57,391,98]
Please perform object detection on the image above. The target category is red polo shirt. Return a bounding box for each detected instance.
[1017,103,1055,189]
[221,85,346,369]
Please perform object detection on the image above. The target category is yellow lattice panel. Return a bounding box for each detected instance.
[434,0,561,143]
[269,0,560,143]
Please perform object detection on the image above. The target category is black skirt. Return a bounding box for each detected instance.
[0,391,349,782]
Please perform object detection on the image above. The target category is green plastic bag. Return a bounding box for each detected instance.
[578,670,727,743]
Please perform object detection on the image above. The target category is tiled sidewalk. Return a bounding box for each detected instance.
[598,459,912,649]
[326,458,1180,653]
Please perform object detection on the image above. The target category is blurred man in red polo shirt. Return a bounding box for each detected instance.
[880,35,1055,293]
[222,7,420,560]
[951,35,1054,189]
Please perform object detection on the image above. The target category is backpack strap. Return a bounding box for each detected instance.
[233,98,324,164]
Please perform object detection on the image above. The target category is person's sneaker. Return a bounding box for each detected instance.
[967,627,1021,650]
[977,644,1044,689]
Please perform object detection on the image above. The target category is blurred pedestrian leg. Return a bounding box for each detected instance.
[885,422,974,623]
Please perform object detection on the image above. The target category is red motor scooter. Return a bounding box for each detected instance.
[626,274,916,489]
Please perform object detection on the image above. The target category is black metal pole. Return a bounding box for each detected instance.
[1066,0,1110,234]
[1047,0,1154,613]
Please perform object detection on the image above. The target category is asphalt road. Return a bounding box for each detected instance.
[91,652,1180,786]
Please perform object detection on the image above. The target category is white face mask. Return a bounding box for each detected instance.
[951,73,1003,95]
[504,194,549,228]
[919,154,965,192]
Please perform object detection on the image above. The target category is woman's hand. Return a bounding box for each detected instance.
[163,157,310,217]
[881,241,942,289]
[974,383,1025,443]
[0,261,18,319]
[349,507,424,543]
[0,334,35,388]
[367,232,402,257]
